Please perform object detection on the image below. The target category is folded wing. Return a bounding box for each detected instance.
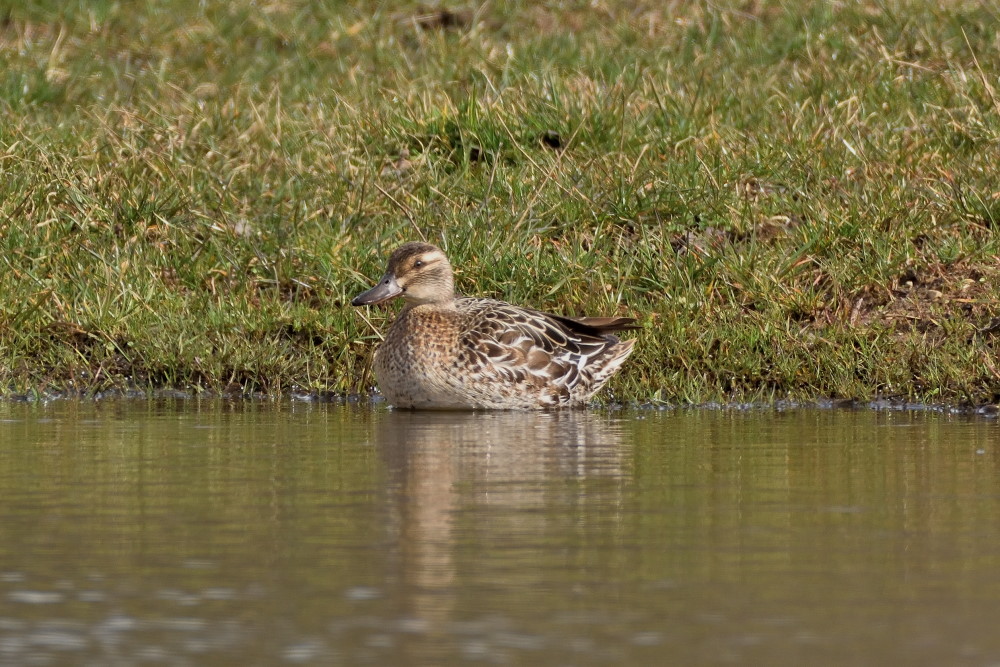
[456,298,637,405]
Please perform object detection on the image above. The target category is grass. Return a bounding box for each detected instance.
[0,0,998,405]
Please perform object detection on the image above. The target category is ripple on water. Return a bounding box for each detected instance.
[344,586,381,601]
[282,638,329,663]
[28,624,89,652]
[93,614,139,638]
[7,591,64,604]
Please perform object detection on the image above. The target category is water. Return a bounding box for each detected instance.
[0,401,998,665]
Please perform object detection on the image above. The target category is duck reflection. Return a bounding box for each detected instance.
[373,410,626,660]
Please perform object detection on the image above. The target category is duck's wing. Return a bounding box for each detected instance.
[455,298,636,397]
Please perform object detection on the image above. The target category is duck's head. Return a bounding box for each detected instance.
[351,242,455,307]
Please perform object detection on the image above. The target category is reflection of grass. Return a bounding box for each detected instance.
[0,1,998,404]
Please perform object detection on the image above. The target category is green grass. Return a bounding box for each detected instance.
[1,0,998,405]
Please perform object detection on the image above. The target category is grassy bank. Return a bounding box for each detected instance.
[1,0,998,404]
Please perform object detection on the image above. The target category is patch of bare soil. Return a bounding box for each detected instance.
[870,260,999,336]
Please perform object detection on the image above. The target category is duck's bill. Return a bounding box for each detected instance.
[351,273,403,306]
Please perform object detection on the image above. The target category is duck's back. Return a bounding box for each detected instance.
[373,297,635,409]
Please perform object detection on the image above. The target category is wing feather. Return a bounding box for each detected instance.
[456,298,631,398]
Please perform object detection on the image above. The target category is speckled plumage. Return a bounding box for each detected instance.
[352,242,637,409]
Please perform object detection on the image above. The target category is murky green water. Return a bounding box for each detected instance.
[1,401,998,665]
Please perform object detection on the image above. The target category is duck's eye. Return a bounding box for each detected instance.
[414,260,424,268]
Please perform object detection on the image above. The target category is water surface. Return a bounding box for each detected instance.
[1,401,998,664]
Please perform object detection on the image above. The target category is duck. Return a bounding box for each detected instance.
[351,242,637,409]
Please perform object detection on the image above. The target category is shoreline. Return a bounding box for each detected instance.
[2,388,997,417]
